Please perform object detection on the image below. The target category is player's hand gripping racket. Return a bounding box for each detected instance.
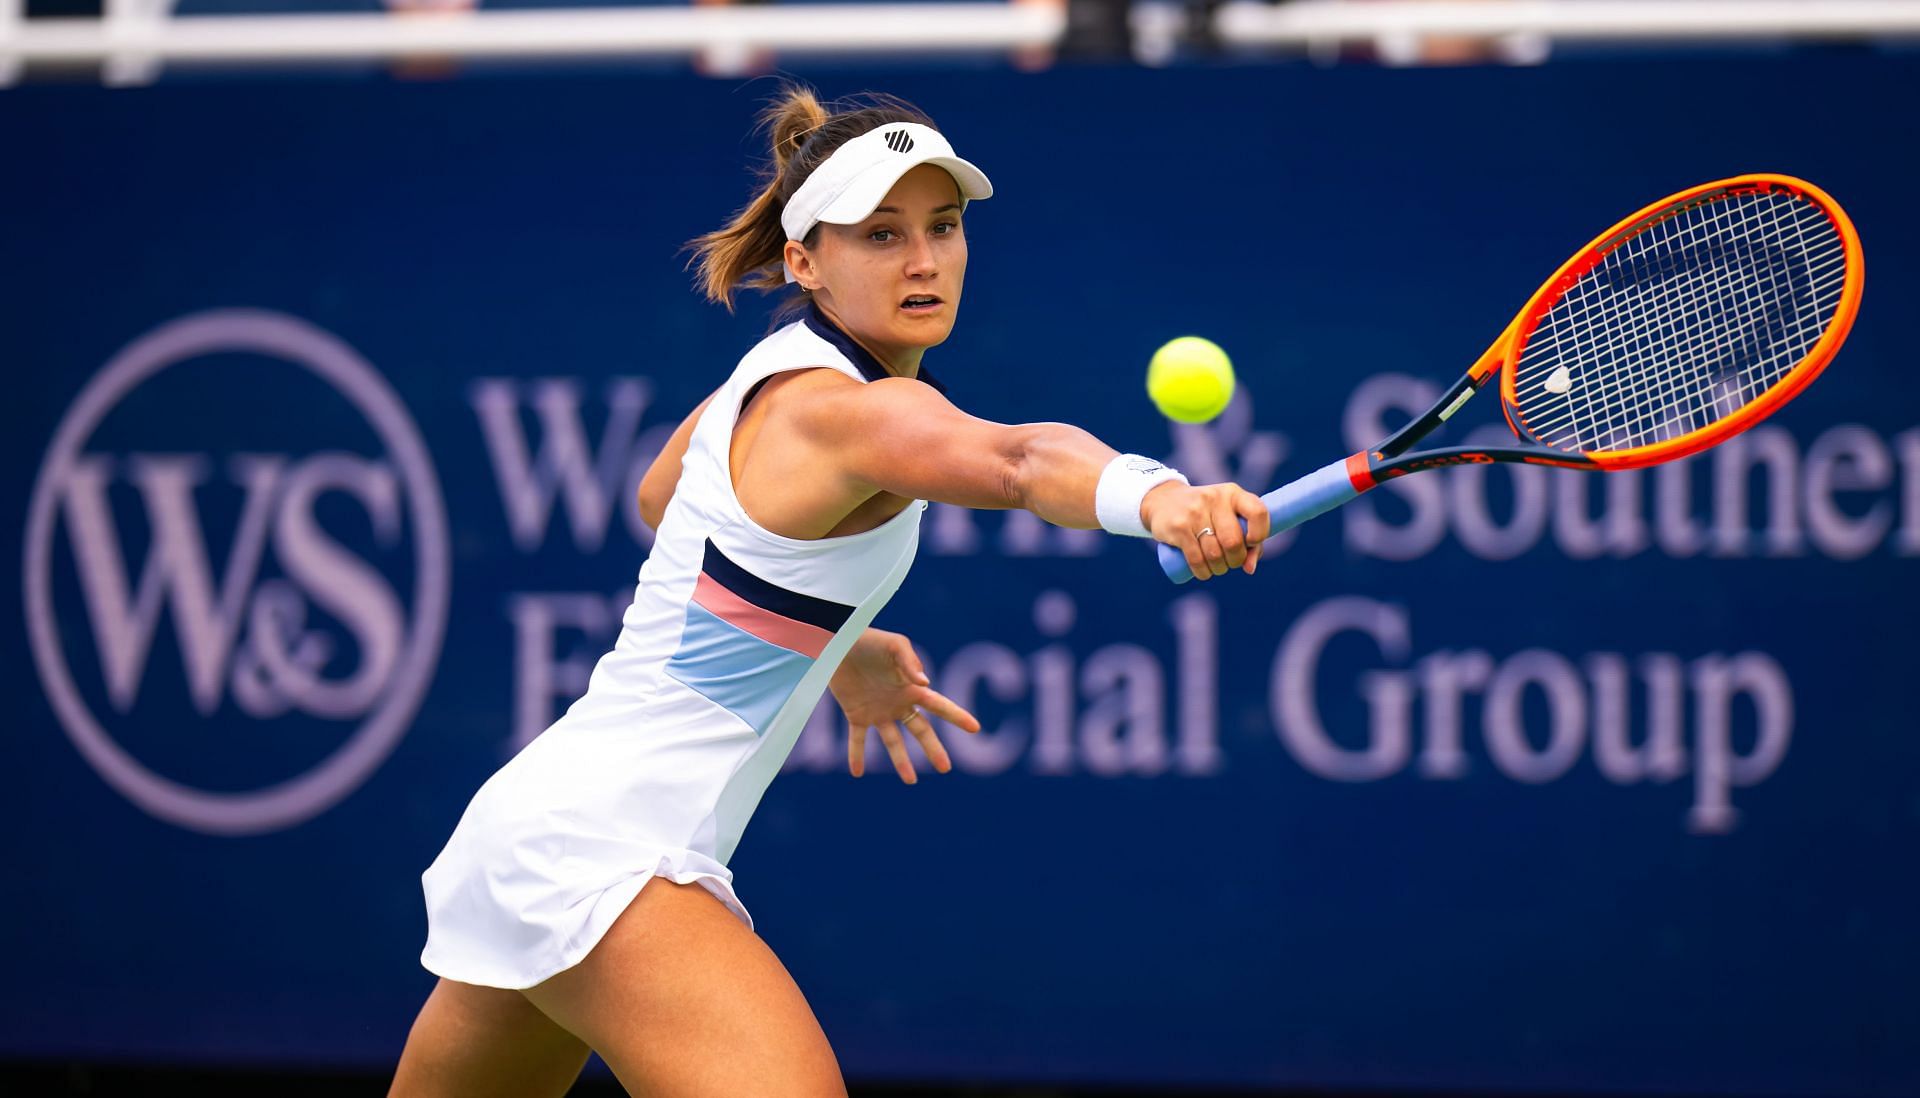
[1159,173,1864,583]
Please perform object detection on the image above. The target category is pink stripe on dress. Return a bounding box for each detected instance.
[690,571,834,658]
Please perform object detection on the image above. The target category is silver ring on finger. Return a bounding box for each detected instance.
[901,706,923,724]
[1197,527,1214,538]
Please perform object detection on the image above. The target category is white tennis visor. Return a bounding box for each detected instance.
[780,121,993,283]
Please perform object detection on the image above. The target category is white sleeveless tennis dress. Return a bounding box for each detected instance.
[420,305,943,989]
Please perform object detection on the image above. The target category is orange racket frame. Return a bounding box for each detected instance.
[1160,173,1863,583]
[1488,173,1864,471]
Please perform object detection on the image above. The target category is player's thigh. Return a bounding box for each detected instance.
[390,977,592,1098]
[523,877,846,1098]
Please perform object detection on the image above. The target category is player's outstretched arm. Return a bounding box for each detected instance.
[792,372,1270,579]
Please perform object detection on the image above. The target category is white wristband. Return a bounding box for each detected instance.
[1095,454,1188,538]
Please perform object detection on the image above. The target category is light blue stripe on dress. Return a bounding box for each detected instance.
[664,601,814,734]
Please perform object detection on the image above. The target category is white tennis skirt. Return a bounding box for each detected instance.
[418,712,756,990]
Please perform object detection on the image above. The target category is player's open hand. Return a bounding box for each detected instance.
[829,628,981,783]
[1142,481,1270,579]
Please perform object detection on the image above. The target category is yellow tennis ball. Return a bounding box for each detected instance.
[1147,336,1235,423]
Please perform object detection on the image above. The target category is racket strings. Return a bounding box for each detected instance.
[1573,213,1801,442]
[1520,194,1840,450]
[1511,188,1846,454]
[1525,195,1817,448]
[1605,199,1838,439]
[1529,197,1832,449]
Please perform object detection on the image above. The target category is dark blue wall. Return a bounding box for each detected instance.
[3,56,1916,1095]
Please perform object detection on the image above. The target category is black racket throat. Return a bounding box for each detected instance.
[1376,374,1483,459]
[1364,372,1596,485]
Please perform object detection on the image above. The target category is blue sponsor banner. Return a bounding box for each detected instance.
[2,56,1916,1095]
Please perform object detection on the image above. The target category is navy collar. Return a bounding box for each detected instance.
[802,302,949,396]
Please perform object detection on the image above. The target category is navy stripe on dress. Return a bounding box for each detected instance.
[700,539,855,633]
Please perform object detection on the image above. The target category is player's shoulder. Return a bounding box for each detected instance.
[776,366,925,408]
[772,370,948,447]
[738,310,955,434]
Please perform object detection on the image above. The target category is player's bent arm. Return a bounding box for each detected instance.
[792,373,1271,579]
[637,392,716,529]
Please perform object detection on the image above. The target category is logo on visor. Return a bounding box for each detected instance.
[884,129,916,154]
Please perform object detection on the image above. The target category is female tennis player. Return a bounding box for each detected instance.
[390,85,1270,1098]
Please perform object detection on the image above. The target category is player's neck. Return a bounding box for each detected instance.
[809,300,923,380]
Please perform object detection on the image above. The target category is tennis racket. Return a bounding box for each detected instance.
[1159,172,1863,583]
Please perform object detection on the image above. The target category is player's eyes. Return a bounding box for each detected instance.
[869,222,957,243]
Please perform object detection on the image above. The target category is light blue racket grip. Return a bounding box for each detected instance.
[1157,458,1360,583]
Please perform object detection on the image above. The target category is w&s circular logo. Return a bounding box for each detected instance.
[24,310,451,835]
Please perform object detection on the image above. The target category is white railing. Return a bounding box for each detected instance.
[6,0,1920,89]
[0,2,1065,84]
[1216,1,1920,47]
[0,0,20,83]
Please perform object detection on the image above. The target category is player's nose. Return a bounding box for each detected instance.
[903,232,938,277]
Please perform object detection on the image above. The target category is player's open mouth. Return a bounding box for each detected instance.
[900,294,942,312]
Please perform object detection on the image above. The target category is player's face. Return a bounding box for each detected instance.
[810,164,968,364]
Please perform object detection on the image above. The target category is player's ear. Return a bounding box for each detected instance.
[784,240,821,292]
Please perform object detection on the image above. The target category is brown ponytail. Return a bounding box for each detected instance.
[684,82,938,315]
